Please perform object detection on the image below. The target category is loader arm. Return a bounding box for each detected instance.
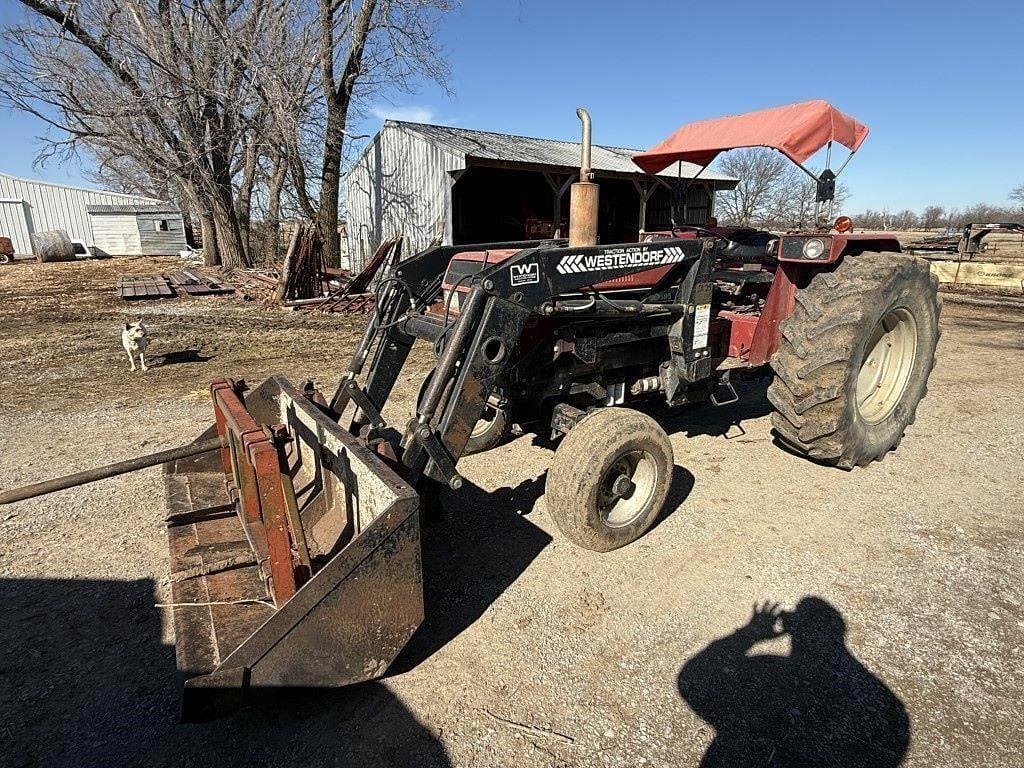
[330,240,565,429]
[336,237,716,489]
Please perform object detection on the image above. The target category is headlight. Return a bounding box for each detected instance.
[802,238,827,259]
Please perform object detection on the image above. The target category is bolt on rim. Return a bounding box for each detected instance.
[856,307,918,424]
[598,450,658,527]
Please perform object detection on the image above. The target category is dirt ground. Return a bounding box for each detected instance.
[1,257,1021,768]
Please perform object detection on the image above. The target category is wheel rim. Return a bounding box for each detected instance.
[856,307,918,424]
[471,407,497,439]
[598,450,658,528]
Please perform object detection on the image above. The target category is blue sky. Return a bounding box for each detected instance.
[3,0,1022,212]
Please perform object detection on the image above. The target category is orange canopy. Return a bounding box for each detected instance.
[632,100,869,174]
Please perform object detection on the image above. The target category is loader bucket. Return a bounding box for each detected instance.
[164,376,422,720]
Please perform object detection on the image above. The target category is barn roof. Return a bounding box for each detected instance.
[386,121,737,184]
[86,204,181,215]
[0,171,164,201]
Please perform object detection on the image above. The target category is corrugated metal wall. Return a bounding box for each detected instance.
[0,200,33,253]
[136,213,187,255]
[344,123,466,271]
[343,124,727,271]
[0,173,163,255]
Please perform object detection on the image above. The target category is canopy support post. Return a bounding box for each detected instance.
[543,172,575,238]
[832,149,858,178]
[632,178,658,234]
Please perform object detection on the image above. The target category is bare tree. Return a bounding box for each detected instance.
[0,0,315,267]
[889,210,920,231]
[309,0,454,265]
[715,148,848,230]
[1,0,456,267]
[849,203,1024,231]
[920,205,945,229]
[715,149,790,226]
[1010,184,1024,212]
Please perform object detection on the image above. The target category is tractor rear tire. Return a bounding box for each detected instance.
[768,252,940,469]
[546,407,674,552]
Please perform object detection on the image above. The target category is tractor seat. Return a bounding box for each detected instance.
[719,232,779,262]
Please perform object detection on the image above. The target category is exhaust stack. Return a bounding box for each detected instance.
[569,108,599,248]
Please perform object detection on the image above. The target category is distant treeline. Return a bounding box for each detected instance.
[713,150,1024,232]
[847,204,1024,232]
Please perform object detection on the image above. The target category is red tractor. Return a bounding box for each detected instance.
[422,101,940,553]
[1,101,940,717]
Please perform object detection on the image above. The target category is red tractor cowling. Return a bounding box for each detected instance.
[711,230,904,367]
[435,226,905,373]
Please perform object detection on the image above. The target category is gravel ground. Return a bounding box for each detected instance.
[0,258,1021,767]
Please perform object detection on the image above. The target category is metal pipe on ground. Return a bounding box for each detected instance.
[0,436,226,505]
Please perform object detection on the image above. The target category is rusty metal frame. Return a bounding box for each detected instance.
[210,379,299,605]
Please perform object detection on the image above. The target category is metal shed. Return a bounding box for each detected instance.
[0,172,168,256]
[344,120,737,269]
[86,204,187,257]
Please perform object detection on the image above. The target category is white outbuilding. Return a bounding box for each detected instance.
[0,171,184,256]
[344,120,737,271]
[86,204,187,257]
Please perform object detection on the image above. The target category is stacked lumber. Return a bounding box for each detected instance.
[116,275,174,300]
[116,270,234,301]
[166,269,235,296]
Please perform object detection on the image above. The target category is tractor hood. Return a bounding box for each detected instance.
[632,99,869,172]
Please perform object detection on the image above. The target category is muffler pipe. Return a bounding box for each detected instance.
[569,107,599,247]
[576,107,592,183]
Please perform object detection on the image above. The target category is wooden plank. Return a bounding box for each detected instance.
[166,270,234,296]
[117,273,175,300]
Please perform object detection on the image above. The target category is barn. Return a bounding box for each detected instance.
[0,172,183,257]
[344,120,737,269]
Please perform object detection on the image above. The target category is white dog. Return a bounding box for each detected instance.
[121,321,150,372]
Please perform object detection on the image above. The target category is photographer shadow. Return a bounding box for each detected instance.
[678,597,910,768]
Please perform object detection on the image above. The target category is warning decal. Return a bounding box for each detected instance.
[693,303,711,350]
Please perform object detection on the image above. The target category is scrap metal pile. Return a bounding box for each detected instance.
[276,223,327,302]
[303,236,402,313]
[226,228,401,314]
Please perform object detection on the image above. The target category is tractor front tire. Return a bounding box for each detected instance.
[463,405,509,456]
[768,252,940,469]
[546,408,674,552]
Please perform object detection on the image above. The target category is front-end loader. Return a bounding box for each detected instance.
[0,100,940,717]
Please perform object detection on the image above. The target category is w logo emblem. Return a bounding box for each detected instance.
[510,262,540,286]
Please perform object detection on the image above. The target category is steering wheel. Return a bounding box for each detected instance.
[670,225,733,245]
